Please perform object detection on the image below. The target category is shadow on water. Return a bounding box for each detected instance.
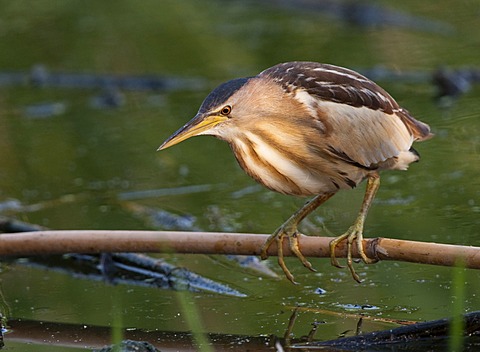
[4,311,480,351]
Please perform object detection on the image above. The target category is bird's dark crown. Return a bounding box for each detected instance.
[198,77,251,114]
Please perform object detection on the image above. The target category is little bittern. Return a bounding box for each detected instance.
[159,61,432,283]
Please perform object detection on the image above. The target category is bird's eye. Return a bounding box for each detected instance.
[220,105,232,116]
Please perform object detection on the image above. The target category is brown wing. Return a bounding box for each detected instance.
[260,61,432,141]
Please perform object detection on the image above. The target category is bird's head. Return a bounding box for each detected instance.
[158,77,255,151]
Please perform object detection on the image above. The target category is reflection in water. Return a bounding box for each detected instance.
[6,311,480,350]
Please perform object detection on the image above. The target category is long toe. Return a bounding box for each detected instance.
[260,227,296,282]
[329,234,348,268]
[346,232,362,283]
[289,232,316,272]
[260,223,316,283]
[275,232,297,283]
[330,227,375,282]
[260,231,279,260]
[355,233,378,265]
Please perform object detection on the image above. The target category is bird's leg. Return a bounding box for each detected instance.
[260,192,335,284]
[330,173,380,282]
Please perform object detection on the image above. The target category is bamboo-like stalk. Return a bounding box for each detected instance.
[0,230,479,269]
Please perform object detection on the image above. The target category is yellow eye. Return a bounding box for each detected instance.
[220,105,232,116]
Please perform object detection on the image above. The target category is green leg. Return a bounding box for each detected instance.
[330,173,380,282]
[260,192,336,284]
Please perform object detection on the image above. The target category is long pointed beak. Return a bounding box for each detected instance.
[158,113,228,151]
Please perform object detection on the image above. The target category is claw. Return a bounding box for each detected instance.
[289,232,316,272]
[330,229,363,282]
[275,232,298,284]
[330,223,378,283]
[346,232,362,283]
[260,234,275,260]
[259,192,336,283]
[329,233,347,268]
[260,226,305,284]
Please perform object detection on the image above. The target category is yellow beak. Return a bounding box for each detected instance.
[158,113,228,151]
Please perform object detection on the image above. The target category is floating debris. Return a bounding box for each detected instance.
[361,65,480,104]
[296,311,480,349]
[149,210,197,231]
[0,199,23,213]
[374,195,416,206]
[204,204,242,232]
[6,252,247,297]
[120,202,199,231]
[89,87,125,109]
[0,216,45,232]
[0,64,206,91]
[94,340,160,352]
[335,303,380,311]
[260,0,454,34]
[121,201,278,279]
[225,255,279,278]
[359,65,430,83]
[0,195,83,215]
[230,185,262,199]
[313,287,327,295]
[22,101,67,119]
[118,184,215,201]
[2,64,478,110]
[0,217,246,296]
[433,67,480,105]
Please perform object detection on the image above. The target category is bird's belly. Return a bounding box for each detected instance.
[232,132,342,196]
[249,161,336,196]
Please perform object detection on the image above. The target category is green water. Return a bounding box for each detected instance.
[0,1,479,350]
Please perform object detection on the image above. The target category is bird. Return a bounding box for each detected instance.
[158,61,432,284]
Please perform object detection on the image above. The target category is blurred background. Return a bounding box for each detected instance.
[0,1,479,350]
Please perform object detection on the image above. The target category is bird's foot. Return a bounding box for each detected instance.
[260,223,315,284]
[329,223,377,283]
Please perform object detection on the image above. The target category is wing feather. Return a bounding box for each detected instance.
[260,61,432,142]
[261,61,432,168]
